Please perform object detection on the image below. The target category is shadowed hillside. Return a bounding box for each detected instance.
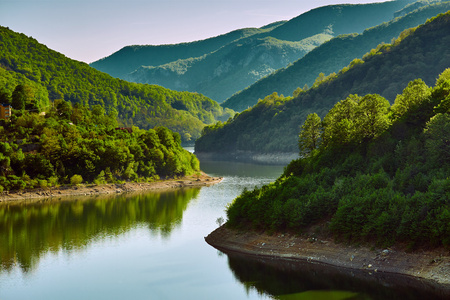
[91,0,414,102]
[196,11,450,154]
[222,1,450,111]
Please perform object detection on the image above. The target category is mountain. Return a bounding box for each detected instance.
[195,11,450,155]
[126,34,331,103]
[224,67,450,249]
[0,26,233,143]
[91,0,414,102]
[89,27,276,78]
[222,1,450,111]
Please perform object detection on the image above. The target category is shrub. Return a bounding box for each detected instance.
[70,174,83,185]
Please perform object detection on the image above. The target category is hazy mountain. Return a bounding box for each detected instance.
[90,27,277,78]
[126,34,332,102]
[91,0,414,102]
[222,1,450,111]
[195,11,450,154]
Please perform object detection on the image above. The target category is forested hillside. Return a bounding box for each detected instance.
[0,102,200,191]
[0,26,233,143]
[92,0,413,102]
[90,27,276,78]
[196,11,450,154]
[223,1,450,111]
[226,68,450,248]
[127,34,331,103]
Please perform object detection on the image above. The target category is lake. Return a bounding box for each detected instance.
[0,158,447,299]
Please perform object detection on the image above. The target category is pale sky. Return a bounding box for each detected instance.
[1,0,390,63]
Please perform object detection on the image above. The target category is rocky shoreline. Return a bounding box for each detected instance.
[205,225,450,293]
[0,172,223,202]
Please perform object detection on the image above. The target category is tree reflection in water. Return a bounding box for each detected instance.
[0,188,200,273]
[225,251,450,300]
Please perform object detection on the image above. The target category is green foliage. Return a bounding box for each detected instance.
[0,26,233,144]
[94,1,407,104]
[222,2,450,112]
[298,113,322,156]
[70,174,83,185]
[199,10,450,154]
[0,98,200,191]
[226,70,450,249]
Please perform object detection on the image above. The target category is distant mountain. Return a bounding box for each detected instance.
[90,27,274,78]
[222,1,450,111]
[0,26,233,143]
[127,34,331,103]
[91,0,413,102]
[195,11,450,155]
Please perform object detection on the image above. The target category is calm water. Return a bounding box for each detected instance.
[0,158,448,299]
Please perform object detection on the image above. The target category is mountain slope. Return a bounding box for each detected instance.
[195,11,450,154]
[222,1,450,111]
[0,26,233,143]
[127,34,331,102]
[91,0,414,102]
[90,27,276,78]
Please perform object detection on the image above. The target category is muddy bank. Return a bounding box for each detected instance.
[205,226,450,290]
[0,172,222,202]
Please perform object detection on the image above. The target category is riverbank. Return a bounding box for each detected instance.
[0,172,222,202]
[205,225,450,290]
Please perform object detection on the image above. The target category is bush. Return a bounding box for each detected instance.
[70,174,83,185]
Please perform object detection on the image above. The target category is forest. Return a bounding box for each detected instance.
[222,1,450,111]
[226,69,450,248]
[0,96,200,191]
[92,0,411,103]
[196,11,450,154]
[0,26,234,144]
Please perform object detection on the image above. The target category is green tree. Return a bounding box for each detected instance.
[298,113,322,156]
[11,84,27,110]
[355,94,391,141]
[322,95,361,147]
[424,113,450,165]
[390,79,431,120]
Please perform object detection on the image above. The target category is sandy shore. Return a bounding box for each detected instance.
[0,172,222,202]
[206,225,450,292]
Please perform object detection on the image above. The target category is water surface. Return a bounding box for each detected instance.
[0,159,447,299]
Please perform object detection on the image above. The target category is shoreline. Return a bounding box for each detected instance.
[205,225,450,290]
[0,172,223,202]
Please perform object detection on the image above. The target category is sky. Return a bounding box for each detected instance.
[1,0,390,63]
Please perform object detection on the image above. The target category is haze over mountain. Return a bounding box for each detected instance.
[223,0,450,111]
[90,0,413,102]
[195,10,450,155]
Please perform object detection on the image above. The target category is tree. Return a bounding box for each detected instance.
[299,113,322,156]
[424,113,450,165]
[0,88,10,105]
[390,79,431,120]
[322,95,361,147]
[11,84,27,110]
[355,94,391,141]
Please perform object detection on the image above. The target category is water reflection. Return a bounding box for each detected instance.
[0,188,200,273]
[225,251,450,300]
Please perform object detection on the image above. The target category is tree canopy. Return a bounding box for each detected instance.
[226,69,450,249]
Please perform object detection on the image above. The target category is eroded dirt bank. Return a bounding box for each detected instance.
[205,225,450,291]
[0,172,222,202]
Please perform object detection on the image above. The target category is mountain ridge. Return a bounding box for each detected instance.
[195,11,450,154]
[222,1,450,111]
[91,0,414,102]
